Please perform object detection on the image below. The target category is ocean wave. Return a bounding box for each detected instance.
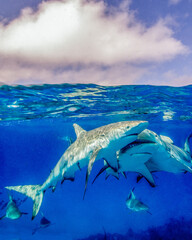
[0,84,191,122]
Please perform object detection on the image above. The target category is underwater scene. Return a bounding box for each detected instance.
[0,83,192,240]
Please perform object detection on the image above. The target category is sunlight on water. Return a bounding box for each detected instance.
[0,84,191,122]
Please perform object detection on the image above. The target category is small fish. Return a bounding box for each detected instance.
[126,188,151,214]
[32,213,52,235]
[0,196,27,211]
[0,195,28,220]
[59,136,74,146]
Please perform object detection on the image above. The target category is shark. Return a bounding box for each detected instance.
[93,130,192,186]
[5,120,148,220]
[0,195,28,220]
[93,131,157,186]
[137,129,192,175]
[126,187,151,214]
[93,150,155,187]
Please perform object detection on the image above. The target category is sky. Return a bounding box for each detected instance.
[0,0,192,86]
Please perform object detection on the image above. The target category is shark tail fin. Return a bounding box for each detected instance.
[5,185,43,220]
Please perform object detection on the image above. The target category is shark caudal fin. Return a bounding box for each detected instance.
[5,185,43,220]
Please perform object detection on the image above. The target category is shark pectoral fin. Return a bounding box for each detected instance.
[61,177,75,185]
[105,155,119,172]
[92,165,109,184]
[105,168,119,180]
[61,170,75,184]
[103,159,119,180]
[83,147,102,199]
[92,162,119,184]
[137,165,155,187]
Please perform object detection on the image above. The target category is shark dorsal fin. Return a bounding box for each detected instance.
[7,192,13,201]
[160,135,173,144]
[130,191,135,200]
[184,134,192,155]
[130,188,136,200]
[128,188,135,200]
[73,124,86,138]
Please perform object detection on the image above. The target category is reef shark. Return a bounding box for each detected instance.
[137,129,192,175]
[94,130,192,186]
[5,120,148,220]
[93,132,156,186]
[0,195,28,220]
[126,187,151,214]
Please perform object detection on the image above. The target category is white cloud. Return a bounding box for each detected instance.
[138,69,192,87]
[0,0,188,65]
[0,0,189,85]
[163,70,192,86]
[0,63,148,86]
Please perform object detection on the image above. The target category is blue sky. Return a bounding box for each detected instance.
[0,0,191,86]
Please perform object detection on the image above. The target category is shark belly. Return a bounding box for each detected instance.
[100,135,139,169]
[146,146,189,173]
[119,143,158,171]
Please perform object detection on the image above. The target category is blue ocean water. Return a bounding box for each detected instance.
[0,84,192,240]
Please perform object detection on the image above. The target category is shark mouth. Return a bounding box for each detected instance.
[122,133,138,139]
[120,139,156,154]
